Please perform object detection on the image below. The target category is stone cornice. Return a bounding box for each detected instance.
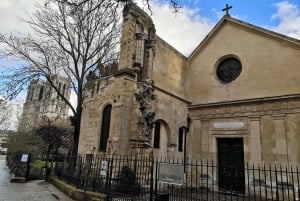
[153,86,192,104]
[272,114,286,120]
[189,94,300,109]
[189,95,300,119]
[114,68,136,79]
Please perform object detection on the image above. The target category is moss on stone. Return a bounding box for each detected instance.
[51,178,106,201]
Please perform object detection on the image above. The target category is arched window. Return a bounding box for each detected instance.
[99,104,112,151]
[30,90,34,101]
[57,83,61,99]
[178,127,184,152]
[39,86,44,100]
[153,122,160,149]
[48,87,52,98]
[62,84,66,96]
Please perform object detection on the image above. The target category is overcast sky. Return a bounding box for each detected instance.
[1,0,300,129]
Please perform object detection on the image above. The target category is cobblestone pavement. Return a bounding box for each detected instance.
[0,155,74,201]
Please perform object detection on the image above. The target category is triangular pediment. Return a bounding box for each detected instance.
[185,16,300,105]
[188,16,300,62]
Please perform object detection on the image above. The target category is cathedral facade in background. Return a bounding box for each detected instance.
[20,75,71,129]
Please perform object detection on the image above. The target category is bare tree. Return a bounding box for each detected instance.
[50,0,181,14]
[0,0,121,156]
[0,100,12,130]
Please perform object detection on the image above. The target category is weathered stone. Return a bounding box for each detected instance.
[20,75,71,129]
[78,3,300,167]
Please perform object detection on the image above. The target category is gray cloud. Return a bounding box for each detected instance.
[0,0,216,59]
[137,0,215,56]
[0,0,41,34]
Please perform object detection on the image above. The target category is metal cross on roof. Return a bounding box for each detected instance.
[222,4,233,16]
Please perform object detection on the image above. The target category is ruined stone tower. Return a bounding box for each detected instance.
[78,3,158,155]
[20,75,71,129]
[118,3,156,80]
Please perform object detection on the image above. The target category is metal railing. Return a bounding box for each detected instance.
[54,154,153,200]
[6,153,31,180]
[53,154,300,201]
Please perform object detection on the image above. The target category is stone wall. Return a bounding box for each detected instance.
[79,73,191,158]
[152,37,187,99]
[20,75,71,129]
[152,88,190,158]
[78,74,138,155]
[186,18,300,104]
[189,96,300,165]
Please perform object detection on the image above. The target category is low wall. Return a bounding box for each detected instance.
[51,178,107,201]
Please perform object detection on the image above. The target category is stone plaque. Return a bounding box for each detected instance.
[213,122,245,129]
[100,160,108,176]
[158,163,184,185]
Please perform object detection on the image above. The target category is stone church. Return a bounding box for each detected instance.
[20,75,71,129]
[78,3,300,167]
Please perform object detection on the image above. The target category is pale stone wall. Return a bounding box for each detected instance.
[286,113,300,165]
[185,18,300,164]
[152,89,189,158]
[118,3,153,71]
[189,97,300,165]
[20,76,71,129]
[78,6,300,168]
[260,115,275,162]
[79,74,191,157]
[78,75,138,155]
[186,19,300,104]
[152,120,169,158]
[152,37,187,99]
[80,3,190,157]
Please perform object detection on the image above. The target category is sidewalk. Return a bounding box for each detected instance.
[0,156,74,201]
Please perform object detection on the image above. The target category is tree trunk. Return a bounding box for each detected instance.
[45,144,52,181]
[46,144,52,163]
[72,126,79,156]
[71,103,82,157]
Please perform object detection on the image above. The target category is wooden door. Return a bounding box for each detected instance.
[218,138,245,194]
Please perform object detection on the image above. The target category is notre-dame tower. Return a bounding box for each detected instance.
[20,75,71,129]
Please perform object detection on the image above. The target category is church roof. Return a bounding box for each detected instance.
[188,15,300,61]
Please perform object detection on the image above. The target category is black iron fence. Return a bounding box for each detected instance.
[154,159,300,201]
[54,154,154,200]
[51,154,300,201]
[6,153,59,181]
[6,153,31,180]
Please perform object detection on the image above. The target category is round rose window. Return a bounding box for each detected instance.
[216,58,242,83]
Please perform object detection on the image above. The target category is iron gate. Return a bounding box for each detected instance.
[106,155,154,201]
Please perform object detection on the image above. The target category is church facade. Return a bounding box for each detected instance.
[78,3,300,168]
[20,75,71,129]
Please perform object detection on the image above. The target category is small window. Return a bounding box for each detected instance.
[62,84,66,96]
[39,86,44,100]
[30,90,34,101]
[57,83,61,99]
[153,122,160,149]
[34,106,40,113]
[178,127,184,152]
[99,105,112,151]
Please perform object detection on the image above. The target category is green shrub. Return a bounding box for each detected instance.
[31,160,46,168]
